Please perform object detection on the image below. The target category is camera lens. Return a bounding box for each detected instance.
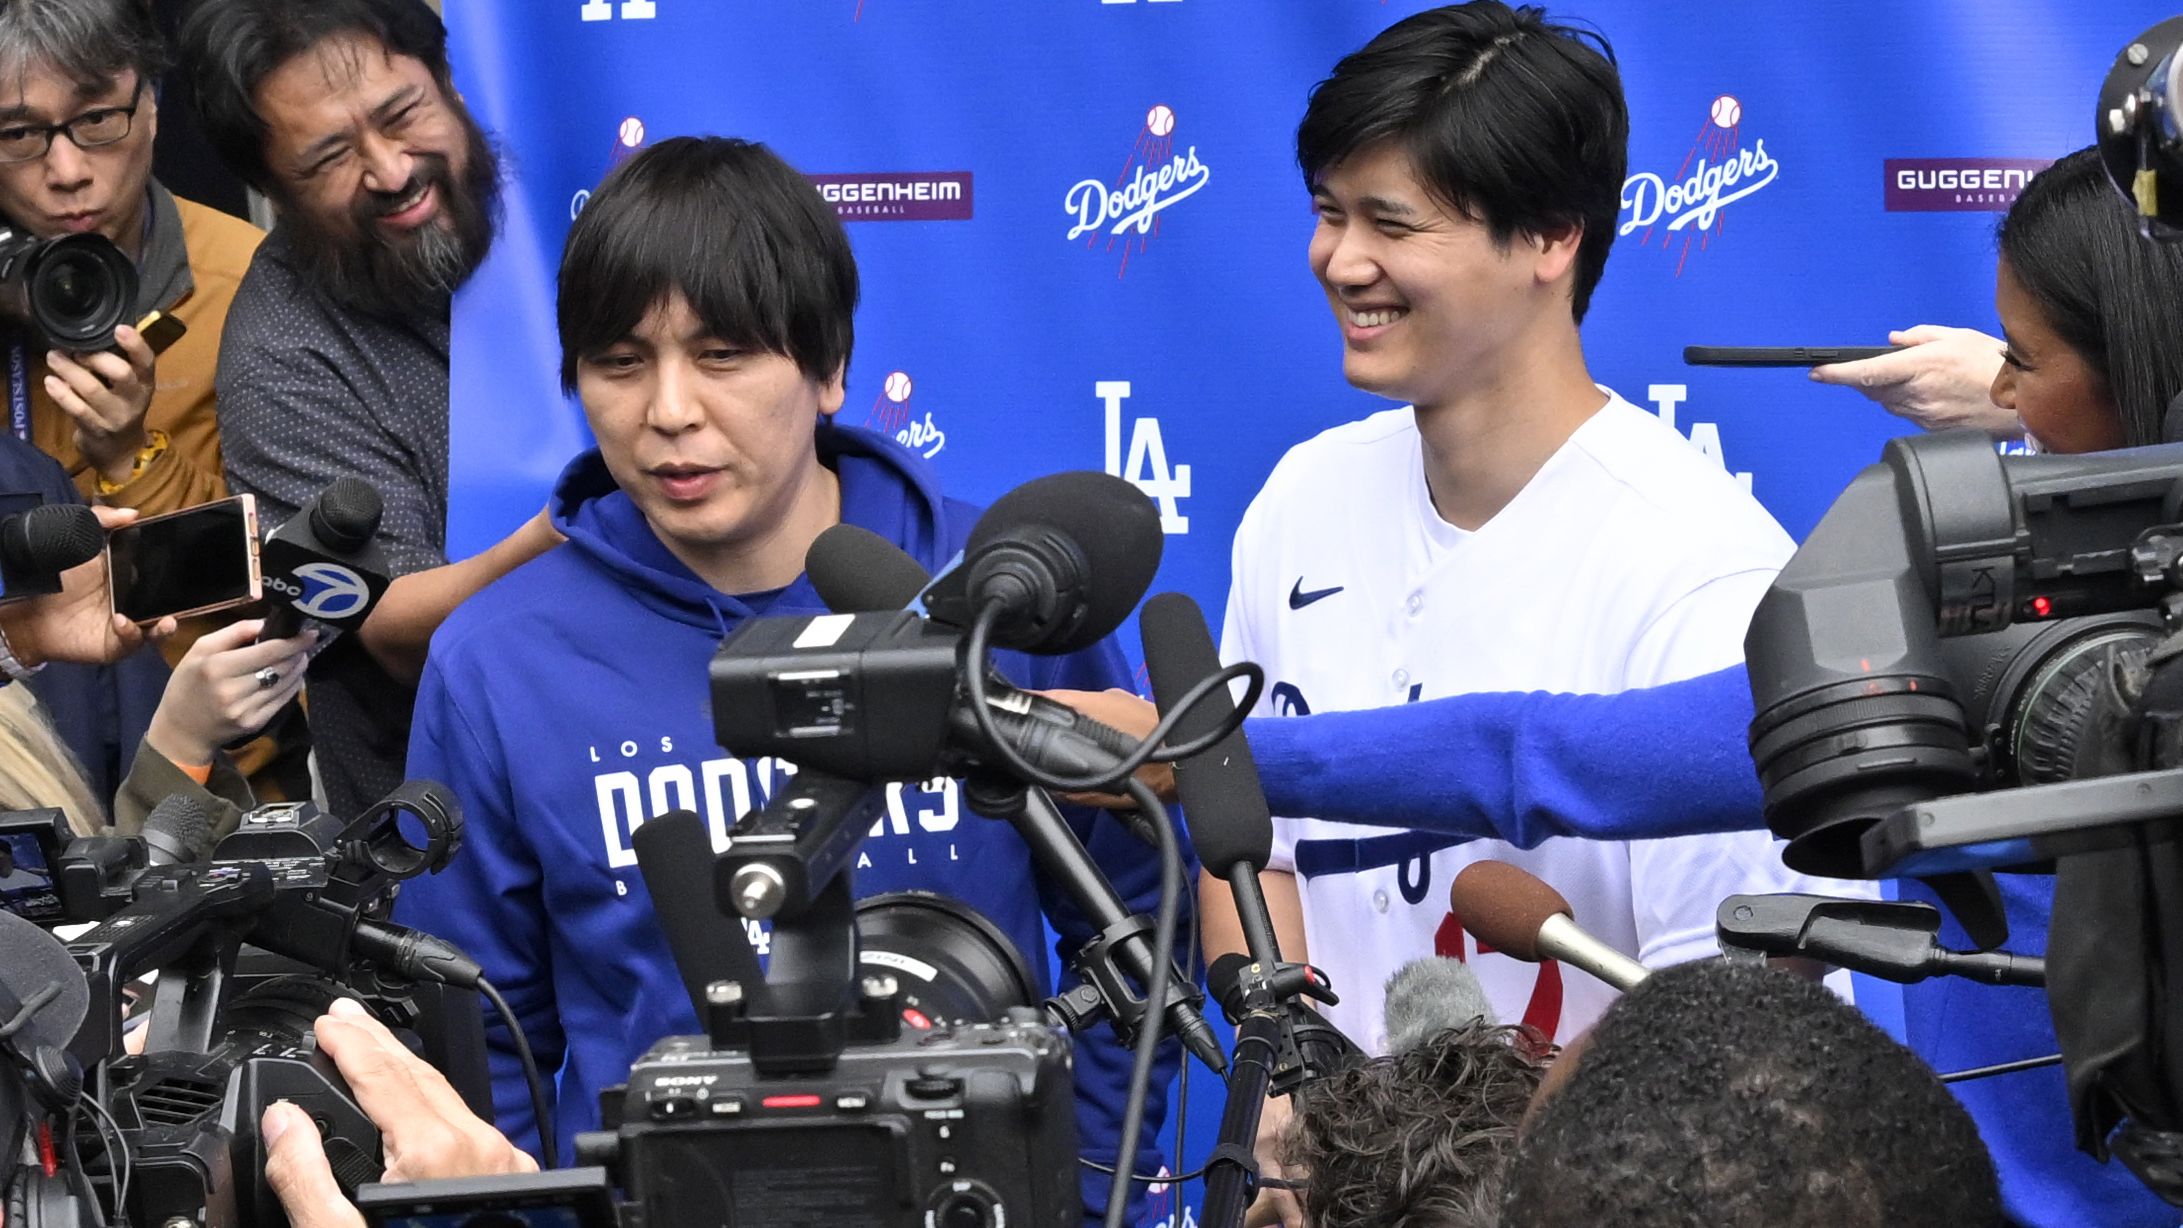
[26,234,136,351]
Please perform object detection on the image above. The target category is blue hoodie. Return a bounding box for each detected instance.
[1243,667,2178,1227]
[393,424,1178,1223]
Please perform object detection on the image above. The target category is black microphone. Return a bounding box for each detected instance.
[260,477,390,641]
[807,523,936,617]
[633,809,766,1019]
[0,500,101,602]
[803,526,1226,1073]
[922,471,1163,654]
[140,792,220,866]
[1716,893,2045,987]
[1139,591,1284,967]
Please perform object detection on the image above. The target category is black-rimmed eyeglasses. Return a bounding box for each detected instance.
[0,79,146,165]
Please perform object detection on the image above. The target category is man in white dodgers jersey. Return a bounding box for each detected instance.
[1192,2,1872,1195]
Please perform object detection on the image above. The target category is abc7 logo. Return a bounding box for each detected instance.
[265,562,372,621]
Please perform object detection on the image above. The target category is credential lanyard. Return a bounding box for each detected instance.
[7,339,27,442]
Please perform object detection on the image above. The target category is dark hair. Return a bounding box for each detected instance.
[1503,961,2001,1228]
[1281,1021,1545,1228]
[557,136,857,391]
[175,0,452,191]
[1297,1,1627,323]
[0,0,166,96]
[1999,146,2183,449]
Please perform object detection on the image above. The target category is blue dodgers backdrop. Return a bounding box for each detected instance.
[443,0,2173,1220]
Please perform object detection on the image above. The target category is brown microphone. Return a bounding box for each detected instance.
[1450,860,1650,992]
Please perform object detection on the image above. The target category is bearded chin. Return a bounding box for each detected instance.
[280,119,504,320]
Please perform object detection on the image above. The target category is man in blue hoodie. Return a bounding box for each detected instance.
[392,136,1177,1223]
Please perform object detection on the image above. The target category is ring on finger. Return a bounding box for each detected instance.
[254,666,281,690]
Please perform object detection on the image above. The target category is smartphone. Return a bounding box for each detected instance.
[1683,345,1904,367]
[105,493,262,625]
[357,1169,619,1228]
[135,309,187,356]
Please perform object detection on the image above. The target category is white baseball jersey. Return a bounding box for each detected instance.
[1224,393,1872,1051]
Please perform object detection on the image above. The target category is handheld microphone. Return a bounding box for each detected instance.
[1381,956,1498,1055]
[1450,860,1650,993]
[801,525,1226,1073]
[140,792,220,867]
[260,477,390,640]
[921,471,1163,654]
[0,500,101,602]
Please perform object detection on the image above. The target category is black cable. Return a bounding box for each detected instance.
[1081,1157,1211,1184]
[1103,775,1183,1228]
[961,604,1263,795]
[477,976,557,1169]
[78,1087,132,1228]
[1939,1052,2063,1083]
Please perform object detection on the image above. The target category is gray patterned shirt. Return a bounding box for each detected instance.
[216,223,449,821]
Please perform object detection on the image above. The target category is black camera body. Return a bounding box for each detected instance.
[103,1002,378,1228]
[0,228,138,351]
[595,1011,1078,1228]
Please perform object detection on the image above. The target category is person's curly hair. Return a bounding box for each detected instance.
[1502,960,2001,1228]
[1279,1021,1547,1228]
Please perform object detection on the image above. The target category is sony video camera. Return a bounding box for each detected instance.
[0,782,479,1228]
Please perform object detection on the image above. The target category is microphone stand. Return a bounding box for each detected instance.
[1201,866,1351,1228]
[960,773,1224,1073]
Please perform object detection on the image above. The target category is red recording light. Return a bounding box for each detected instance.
[2031,595,2053,618]
[761,1094,823,1109]
[903,1008,934,1030]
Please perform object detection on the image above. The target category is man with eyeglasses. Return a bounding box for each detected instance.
[0,0,276,807]
[176,0,560,822]
[0,0,261,516]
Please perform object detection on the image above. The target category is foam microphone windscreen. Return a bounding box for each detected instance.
[806,523,932,613]
[1382,956,1498,1054]
[0,909,89,1054]
[961,470,1162,653]
[1449,860,1573,962]
[2,502,103,572]
[310,476,383,552]
[140,792,219,866]
[1141,591,1273,875]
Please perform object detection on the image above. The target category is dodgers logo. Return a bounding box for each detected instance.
[1619,94,1779,275]
[1063,105,1212,277]
[862,369,946,459]
[291,561,372,620]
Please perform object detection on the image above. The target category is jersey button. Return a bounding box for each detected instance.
[1406,592,1424,615]
[1392,668,1410,687]
[1372,889,1390,913]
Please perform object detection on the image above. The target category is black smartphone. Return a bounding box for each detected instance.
[357,1169,620,1228]
[135,308,187,356]
[104,493,262,625]
[1683,345,1905,367]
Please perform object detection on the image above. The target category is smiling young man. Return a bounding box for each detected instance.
[1194,6,1862,1219]
[178,0,558,820]
[390,137,1177,1224]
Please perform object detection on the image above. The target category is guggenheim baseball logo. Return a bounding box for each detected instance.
[1884,158,2050,212]
[267,562,372,621]
[1064,104,1212,277]
[810,172,973,222]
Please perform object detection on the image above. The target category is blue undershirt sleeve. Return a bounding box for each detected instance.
[1243,663,1766,845]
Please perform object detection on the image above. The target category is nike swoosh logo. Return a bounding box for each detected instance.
[1289,578,1344,610]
